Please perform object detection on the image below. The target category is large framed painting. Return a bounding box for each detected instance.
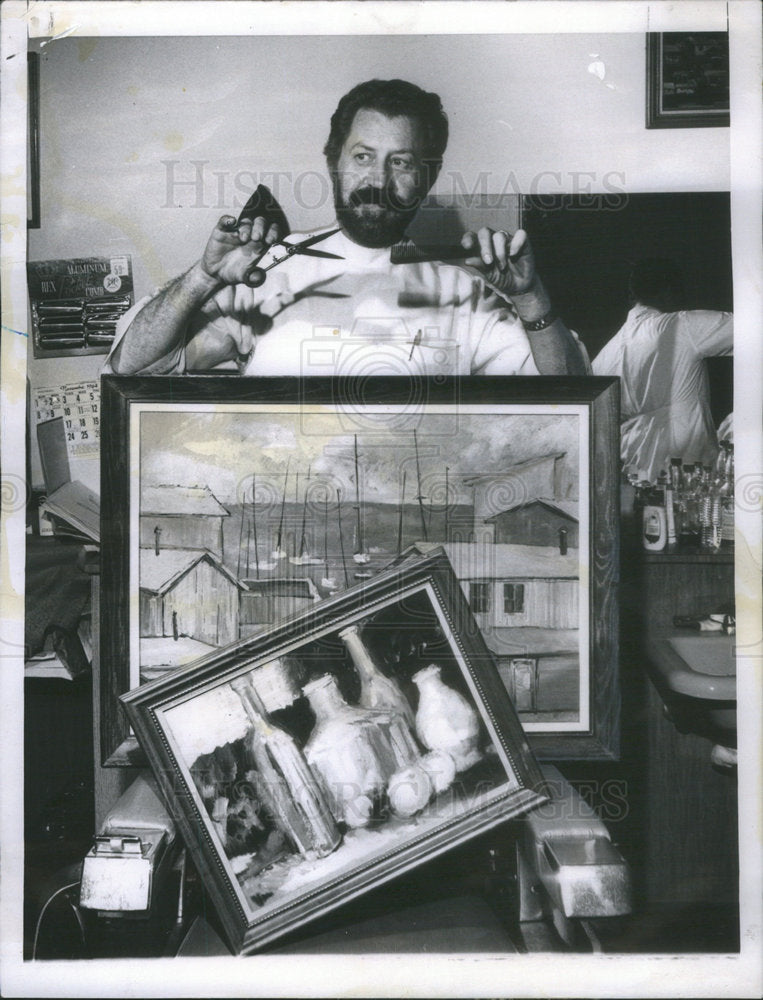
[121,546,547,954]
[101,375,620,765]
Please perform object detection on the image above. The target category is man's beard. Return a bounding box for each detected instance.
[333,178,421,249]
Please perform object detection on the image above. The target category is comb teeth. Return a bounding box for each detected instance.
[390,243,468,264]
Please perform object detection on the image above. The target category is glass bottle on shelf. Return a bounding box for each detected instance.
[719,440,735,549]
[642,485,667,551]
[679,463,700,549]
[700,463,722,552]
[632,479,652,541]
[230,674,341,858]
[668,457,684,548]
[657,469,677,551]
[339,624,419,768]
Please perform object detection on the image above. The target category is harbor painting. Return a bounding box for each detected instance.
[131,397,589,733]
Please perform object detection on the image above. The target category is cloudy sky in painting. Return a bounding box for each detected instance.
[139,405,580,506]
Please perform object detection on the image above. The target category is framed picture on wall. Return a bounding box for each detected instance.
[646,32,730,129]
[100,375,620,766]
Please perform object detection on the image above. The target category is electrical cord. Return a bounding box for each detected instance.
[31,880,82,960]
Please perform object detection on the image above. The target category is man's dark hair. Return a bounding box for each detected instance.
[628,258,685,313]
[323,79,449,179]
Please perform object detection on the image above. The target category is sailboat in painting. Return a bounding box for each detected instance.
[290,466,323,567]
[320,491,338,593]
[249,471,276,573]
[271,460,290,561]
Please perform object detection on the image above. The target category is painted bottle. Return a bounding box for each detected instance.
[303,673,398,829]
[412,664,482,772]
[339,624,419,767]
[230,674,341,858]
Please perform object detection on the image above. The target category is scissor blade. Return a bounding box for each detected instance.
[260,229,345,272]
[296,247,344,260]
[297,227,342,249]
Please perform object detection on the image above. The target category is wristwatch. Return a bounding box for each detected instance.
[521,308,558,332]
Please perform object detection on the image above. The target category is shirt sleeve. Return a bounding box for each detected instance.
[101,295,154,374]
[470,302,540,376]
[100,284,261,375]
[101,291,190,375]
[679,310,733,358]
[591,338,622,377]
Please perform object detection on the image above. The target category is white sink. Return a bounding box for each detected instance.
[646,631,737,740]
[663,634,736,700]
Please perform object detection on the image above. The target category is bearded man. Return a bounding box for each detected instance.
[108,79,585,377]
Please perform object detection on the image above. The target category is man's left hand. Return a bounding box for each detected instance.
[460,227,549,313]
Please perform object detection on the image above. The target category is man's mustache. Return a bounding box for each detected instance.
[349,186,389,208]
[349,185,419,212]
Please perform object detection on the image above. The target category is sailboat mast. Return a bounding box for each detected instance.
[444,466,449,544]
[323,491,329,574]
[397,470,406,555]
[413,429,428,542]
[236,484,247,580]
[337,487,350,588]
[299,465,311,558]
[353,435,364,555]
[293,470,300,558]
[252,472,260,579]
[275,458,290,556]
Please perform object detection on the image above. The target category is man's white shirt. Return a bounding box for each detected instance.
[106,227,543,378]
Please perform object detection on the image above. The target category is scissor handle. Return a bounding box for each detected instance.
[236,184,291,237]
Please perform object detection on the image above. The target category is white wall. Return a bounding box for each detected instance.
[27,32,730,481]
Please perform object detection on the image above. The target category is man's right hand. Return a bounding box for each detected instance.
[200,214,283,288]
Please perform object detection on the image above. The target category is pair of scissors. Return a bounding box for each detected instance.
[256,228,345,274]
[231,184,344,285]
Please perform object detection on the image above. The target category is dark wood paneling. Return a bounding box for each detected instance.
[644,679,738,906]
[627,548,738,909]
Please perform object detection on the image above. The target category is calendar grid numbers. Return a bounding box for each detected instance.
[33,380,101,459]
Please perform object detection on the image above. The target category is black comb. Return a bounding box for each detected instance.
[390,243,469,264]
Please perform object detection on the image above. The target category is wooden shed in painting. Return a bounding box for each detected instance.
[394,541,581,721]
[140,485,229,561]
[461,454,568,545]
[485,498,579,549]
[239,577,320,636]
[139,547,241,647]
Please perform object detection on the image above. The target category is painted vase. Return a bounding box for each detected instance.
[303,673,398,828]
[412,664,482,772]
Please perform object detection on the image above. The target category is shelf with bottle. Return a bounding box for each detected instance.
[626,441,735,557]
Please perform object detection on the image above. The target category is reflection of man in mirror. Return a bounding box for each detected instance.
[592,257,733,481]
[107,79,586,378]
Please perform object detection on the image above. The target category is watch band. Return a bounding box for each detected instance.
[521,309,558,332]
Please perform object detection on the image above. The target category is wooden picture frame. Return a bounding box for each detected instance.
[27,51,40,229]
[121,546,547,955]
[646,32,730,129]
[100,375,620,765]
